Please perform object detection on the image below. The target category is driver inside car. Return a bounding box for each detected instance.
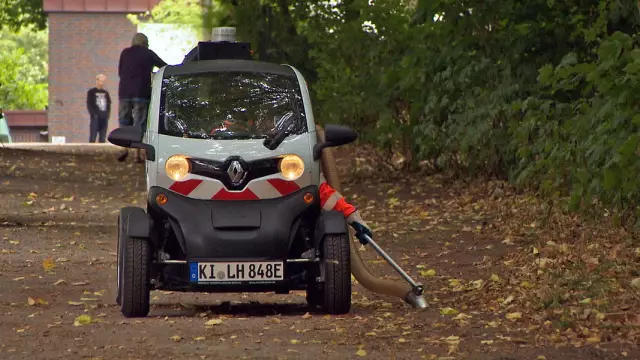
[210,116,256,135]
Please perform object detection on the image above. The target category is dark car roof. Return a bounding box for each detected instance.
[162,60,297,77]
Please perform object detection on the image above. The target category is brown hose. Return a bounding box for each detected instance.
[315,125,413,299]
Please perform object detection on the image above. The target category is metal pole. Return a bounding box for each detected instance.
[360,234,423,294]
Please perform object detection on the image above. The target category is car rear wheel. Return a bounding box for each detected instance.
[321,234,351,314]
[119,229,151,318]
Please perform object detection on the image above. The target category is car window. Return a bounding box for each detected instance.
[158,71,307,140]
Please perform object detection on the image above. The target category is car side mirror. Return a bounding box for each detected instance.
[107,126,156,162]
[313,124,358,161]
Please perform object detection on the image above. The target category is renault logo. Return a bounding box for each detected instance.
[227,160,245,184]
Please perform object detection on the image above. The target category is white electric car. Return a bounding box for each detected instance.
[108,28,359,318]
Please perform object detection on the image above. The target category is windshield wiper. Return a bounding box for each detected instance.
[263,129,290,150]
[263,111,298,150]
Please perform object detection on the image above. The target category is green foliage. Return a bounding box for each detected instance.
[192,0,640,223]
[0,0,47,31]
[0,26,49,110]
[0,48,48,110]
[516,30,640,225]
[129,0,233,40]
[129,0,204,26]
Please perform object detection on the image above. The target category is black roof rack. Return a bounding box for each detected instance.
[181,27,252,64]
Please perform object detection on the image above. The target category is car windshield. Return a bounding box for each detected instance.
[159,70,307,140]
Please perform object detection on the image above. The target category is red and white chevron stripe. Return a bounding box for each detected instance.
[162,173,312,200]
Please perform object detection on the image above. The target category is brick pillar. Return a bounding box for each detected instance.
[48,12,136,143]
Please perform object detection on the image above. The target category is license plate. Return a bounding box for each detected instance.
[189,261,284,283]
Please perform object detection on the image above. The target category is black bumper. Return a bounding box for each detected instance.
[147,185,320,260]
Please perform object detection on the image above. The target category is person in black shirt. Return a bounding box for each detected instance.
[117,32,168,162]
[86,74,111,143]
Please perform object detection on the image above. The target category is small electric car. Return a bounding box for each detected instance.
[108,31,359,318]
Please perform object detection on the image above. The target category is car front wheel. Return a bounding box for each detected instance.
[321,234,351,314]
[119,231,151,318]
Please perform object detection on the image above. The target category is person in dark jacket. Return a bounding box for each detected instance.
[117,32,167,162]
[86,74,111,143]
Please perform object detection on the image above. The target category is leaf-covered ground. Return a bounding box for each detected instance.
[0,147,638,360]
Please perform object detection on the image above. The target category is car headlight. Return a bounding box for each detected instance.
[165,154,190,181]
[279,154,304,181]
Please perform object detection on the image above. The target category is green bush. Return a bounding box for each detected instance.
[516,31,640,225]
[207,0,640,222]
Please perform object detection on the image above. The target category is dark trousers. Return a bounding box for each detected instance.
[117,98,149,162]
[89,115,108,143]
[118,98,149,131]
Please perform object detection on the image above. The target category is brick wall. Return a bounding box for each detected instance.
[48,12,136,143]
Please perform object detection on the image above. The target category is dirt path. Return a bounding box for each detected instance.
[0,148,637,360]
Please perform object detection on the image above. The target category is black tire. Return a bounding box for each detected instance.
[117,207,151,318]
[116,207,141,306]
[116,213,126,305]
[321,234,351,314]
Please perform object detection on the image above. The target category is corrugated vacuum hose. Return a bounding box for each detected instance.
[315,125,427,309]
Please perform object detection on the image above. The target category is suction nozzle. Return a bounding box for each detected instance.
[354,232,429,309]
[404,288,428,309]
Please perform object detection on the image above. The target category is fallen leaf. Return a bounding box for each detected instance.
[356,349,367,357]
[42,258,56,272]
[506,312,522,321]
[440,307,459,316]
[502,295,514,305]
[301,312,312,319]
[452,313,472,321]
[73,314,93,326]
[586,335,601,344]
[631,277,640,289]
[420,269,437,277]
[443,336,460,355]
[170,335,182,342]
[470,279,484,289]
[205,318,223,326]
[27,297,47,306]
